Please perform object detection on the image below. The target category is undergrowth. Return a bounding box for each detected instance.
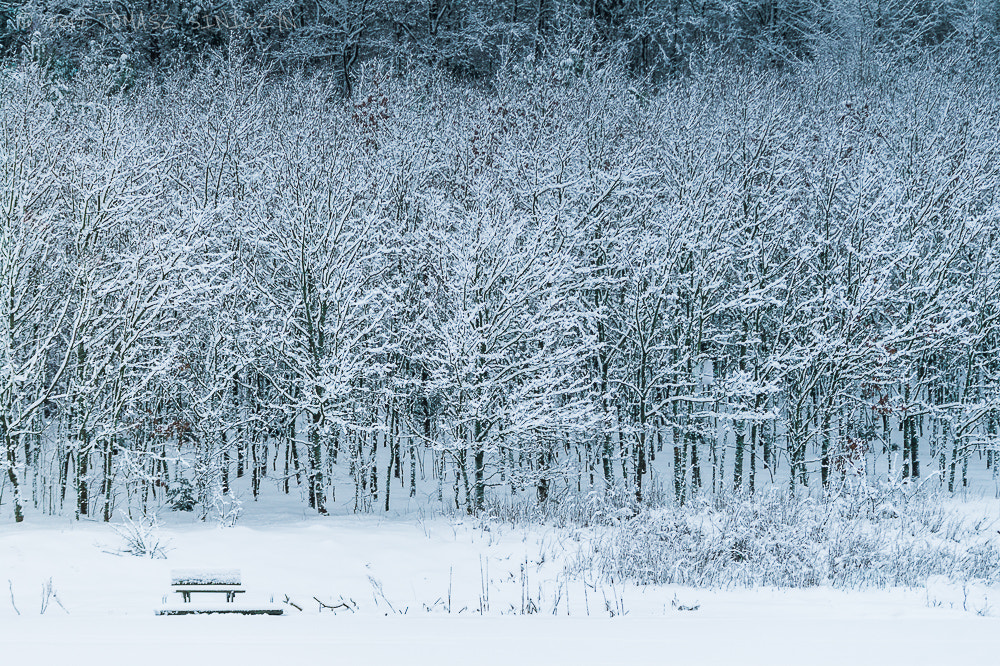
[485,480,1000,590]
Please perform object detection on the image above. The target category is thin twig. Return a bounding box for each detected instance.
[8,580,20,616]
[313,596,353,612]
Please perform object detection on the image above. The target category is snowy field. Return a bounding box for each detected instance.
[3,504,1000,665]
[4,3,1000,664]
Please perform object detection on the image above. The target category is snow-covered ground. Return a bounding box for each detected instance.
[3,505,1000,665]
[4,613,998,665]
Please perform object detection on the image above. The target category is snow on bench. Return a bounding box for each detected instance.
[170,569,245,602]
[171,569,243,586]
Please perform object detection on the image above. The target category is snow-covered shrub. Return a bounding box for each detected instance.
[482,485,643,528]
[592,493,825,587]
[213,493,243,527]
[585,489,1000,589]
[113,515,169,559]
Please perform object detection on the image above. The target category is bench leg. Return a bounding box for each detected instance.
[182,592,191,603]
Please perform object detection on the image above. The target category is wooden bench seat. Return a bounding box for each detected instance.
[172,584,246,603]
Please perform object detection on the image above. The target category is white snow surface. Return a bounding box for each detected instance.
[2,506,999,665]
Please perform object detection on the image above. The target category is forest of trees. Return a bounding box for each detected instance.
[0,1,998,523]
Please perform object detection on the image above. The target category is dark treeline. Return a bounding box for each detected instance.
[0,2,999,523]
[4,1,1000,87]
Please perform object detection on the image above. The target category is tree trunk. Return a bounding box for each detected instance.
[820,408,831,487]
[690,433,701,490]
[222,430,230,495]
[102,437,114,522]
[474,420,486,513]
[4,429,24,522]
[77,449,89,517]
[309,410,326,514]
[734,419,745,491]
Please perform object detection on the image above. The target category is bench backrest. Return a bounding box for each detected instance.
[171,569,241,586]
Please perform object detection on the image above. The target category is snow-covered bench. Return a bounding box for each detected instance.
[170,569,245,603]
[156,568,283,615]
